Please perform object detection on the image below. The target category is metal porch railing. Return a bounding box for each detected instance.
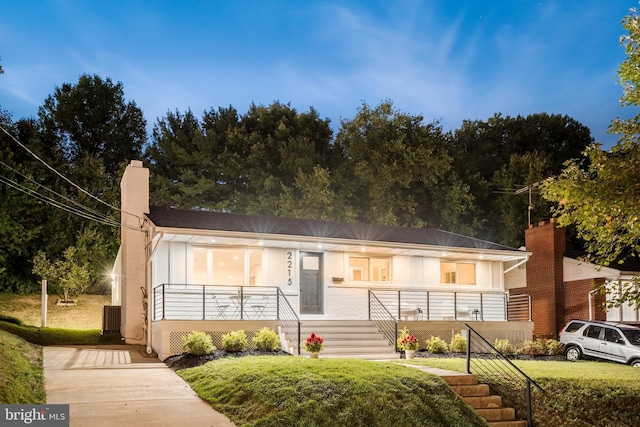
[152,283,301,353]
[368,290,398,351]
[465,323,544,427]
[370,289,516,321]
[507,293,532,321]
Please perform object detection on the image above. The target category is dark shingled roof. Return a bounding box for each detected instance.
[146,206,520,252]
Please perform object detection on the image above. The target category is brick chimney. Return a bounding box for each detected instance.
[525,218,565,339]
[119,160,149,345]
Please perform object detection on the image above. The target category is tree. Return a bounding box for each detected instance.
[335,101,473,230]
[542,8,640,308]
[0,116,47,292]
[32,247,90,302]
[145,102,338,216]
[448,113,592,245]
[38,74,146,175]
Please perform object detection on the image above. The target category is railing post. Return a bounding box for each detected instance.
[465,328,471,374]
[162,284,166,320]
[454,292,458,320]
[480,293,484,321]
[240,286,244,320]
[394,321,398,352]
[526,378,532,427]
[368,290,371,320]
[397,291,401,319]
[426,291,430,320]
[277,288,281,320]
[202,285,206,320]
[297,320,301,355]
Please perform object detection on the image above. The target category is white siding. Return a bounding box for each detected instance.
[153,242,170,287]
[392,256,411,286]
[170,243,187,284]
[423,258,440,286]
[409,257,423,285]
[504,260,526,290]
[326,286,369,319]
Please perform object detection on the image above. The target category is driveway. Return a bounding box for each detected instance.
[43,345,236,427]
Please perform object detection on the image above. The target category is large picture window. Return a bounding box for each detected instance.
[440,262,476,285]
[349,256,390,282]
[192,247,263,286]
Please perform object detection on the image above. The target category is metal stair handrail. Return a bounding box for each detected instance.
[276,287,301,355]
[368,290,399,351]
[464,323,544,427]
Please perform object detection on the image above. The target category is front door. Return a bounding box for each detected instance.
[300,252,323,314]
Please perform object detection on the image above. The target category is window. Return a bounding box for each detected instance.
[564,321,585,334]
[440,262,476,285]
[584,325,602,339]
[603,328,624,344]
[192,247,263,286]
[348,256,390,282]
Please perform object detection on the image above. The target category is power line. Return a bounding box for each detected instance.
[0,123,144,225]
[0,171,140,231]
[0,160,119,227]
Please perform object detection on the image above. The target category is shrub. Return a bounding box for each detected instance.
[222,329,248,352]
[517,339,545,355]
[450,333,467,353]
[252,327,281,352]
[493,338,514,355]
[425,336,448,353]
[182,330,215,356]
[545,339,564,356]
[516,338,564,356]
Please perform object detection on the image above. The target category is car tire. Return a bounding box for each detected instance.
[565,346,582,362]
[630,359,640,368]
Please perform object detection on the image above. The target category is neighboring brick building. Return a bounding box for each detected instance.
[508,219,637,339]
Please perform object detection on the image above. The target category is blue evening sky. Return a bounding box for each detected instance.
[0,1,636,147]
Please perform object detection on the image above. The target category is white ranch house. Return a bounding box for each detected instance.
[112,160,533,360]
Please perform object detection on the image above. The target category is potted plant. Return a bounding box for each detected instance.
[399,333,419,359]
[304,332,324,358]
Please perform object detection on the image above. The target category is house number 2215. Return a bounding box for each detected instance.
[286,251,293,286]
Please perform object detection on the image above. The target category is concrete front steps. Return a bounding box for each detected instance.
[438,371,527,427]
[297,320,399,360]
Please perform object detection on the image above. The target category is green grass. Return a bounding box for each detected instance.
[178,356,490,427]
[0,294,110,329]
[0,320,113,345]
[402,357,640,427]
[0,329,45,404]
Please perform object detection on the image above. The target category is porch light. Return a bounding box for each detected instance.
[360,247,366,252]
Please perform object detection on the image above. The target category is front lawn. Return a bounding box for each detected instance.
[0,329,45,404]
[178,356,489,427]
[0,294,110,329]
[403,357,640,427]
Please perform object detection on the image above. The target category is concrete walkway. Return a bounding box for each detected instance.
[44,346,236,427]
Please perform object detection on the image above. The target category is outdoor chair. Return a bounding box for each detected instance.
[212,295,230,319]
[251,295,269,319]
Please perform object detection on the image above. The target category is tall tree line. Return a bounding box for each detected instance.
[0,70,592,293]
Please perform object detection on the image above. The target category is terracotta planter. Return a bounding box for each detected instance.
[405,350,416,360]
[309,352,319,359]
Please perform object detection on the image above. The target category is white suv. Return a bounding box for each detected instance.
[559,320,640,367]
